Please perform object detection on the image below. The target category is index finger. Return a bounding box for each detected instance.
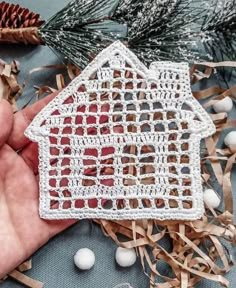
[8,91,59,150]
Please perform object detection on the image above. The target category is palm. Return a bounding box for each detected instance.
[0,95,75,278]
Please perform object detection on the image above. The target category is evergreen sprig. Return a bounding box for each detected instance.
[38,0,236,69]
[201,0,236,61]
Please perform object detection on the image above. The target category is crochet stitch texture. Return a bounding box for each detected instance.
[25,41,215,220]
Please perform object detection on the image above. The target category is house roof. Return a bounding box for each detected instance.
[25,41,215,141]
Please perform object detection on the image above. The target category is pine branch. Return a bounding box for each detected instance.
[39,0,123,68]
[125,0,207,64]
[38,0,236,69]
[41,0,119,30]
[201,0,236,82]
[201,0,236,60]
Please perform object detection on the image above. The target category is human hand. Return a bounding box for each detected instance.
[0,89,123,278]
[0,93,77,278]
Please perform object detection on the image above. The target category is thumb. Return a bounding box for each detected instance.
[0,100,13,148]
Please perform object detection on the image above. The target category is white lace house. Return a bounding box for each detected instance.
[25,41,215,220]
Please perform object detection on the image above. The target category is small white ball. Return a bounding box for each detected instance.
[74,248,95,270]
[224,131,236,147]
[115,247,137,267]
[213,97,233,113]
[203,189,220,209]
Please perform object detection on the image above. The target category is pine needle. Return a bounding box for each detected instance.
[38,0,236,70]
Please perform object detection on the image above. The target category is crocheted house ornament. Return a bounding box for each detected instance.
[25,41,215,220]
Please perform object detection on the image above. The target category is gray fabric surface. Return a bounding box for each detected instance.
[0,1,236,287]
[2,221,148,288]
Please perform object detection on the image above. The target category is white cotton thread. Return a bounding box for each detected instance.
[25,41,216,221]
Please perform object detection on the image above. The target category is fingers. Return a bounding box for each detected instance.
[8,91,59,150]
[0,100,14,148]
[18,142,39,174]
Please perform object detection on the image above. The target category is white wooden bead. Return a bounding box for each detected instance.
[203,189,220,209]
[74,248,95,270]
[115,247,137,267]
[213,97,233,113]
[224,131,236,147]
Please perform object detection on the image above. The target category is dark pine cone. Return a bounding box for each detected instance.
[0,1,44,28]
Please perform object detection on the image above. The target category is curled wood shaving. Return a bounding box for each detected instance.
[0,259,43,288]
[0,58,21,111]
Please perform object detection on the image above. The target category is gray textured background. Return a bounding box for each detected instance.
[0,1,236,287]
